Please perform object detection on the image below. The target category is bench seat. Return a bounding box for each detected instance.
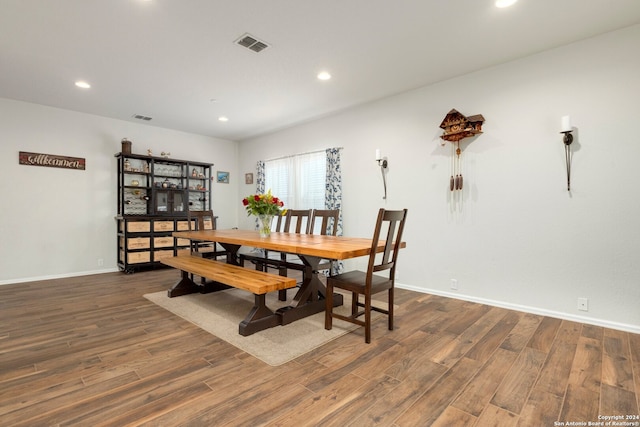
[161,255,298,336]
[161,255,297,295]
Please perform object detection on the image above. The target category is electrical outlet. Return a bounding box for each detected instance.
[450,279,458,290]
[97,258,104,267]
[578,297,588,311]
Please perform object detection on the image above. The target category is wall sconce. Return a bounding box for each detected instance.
[561,115,574,191]
[375,149,388,199]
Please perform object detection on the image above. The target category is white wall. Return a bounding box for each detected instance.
[0,99,238,283]
[238,25,640,332]
[1,25,637,333]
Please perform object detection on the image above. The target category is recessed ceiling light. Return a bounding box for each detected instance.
[317,71,331,81]
[218,116,229,122]
[495,0,517,8]
[75,81,91,89]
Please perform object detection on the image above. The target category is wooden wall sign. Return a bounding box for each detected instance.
[19,151,86,170]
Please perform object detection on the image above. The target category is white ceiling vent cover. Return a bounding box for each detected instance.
[235,33,270,53]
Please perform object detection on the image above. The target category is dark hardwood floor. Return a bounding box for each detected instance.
[1,268,638,426]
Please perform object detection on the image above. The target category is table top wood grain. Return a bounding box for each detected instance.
[172,229,404,260]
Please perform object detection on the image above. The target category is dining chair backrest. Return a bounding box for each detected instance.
[187,210,216,231]
[186,210,227,261]
[366,208,408,282]
[309,209,339,236]
[272,213,286,232]
[283,209,312,234]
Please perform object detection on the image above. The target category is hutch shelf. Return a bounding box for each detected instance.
[115,152,213,273]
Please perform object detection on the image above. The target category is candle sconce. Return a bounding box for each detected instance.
[375,149,388,199]
[561,115,574,191]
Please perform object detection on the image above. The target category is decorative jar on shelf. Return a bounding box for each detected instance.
[121,138,132,154]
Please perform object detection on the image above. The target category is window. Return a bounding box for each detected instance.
[265,151,326,210]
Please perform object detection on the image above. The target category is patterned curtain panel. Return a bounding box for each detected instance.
[253,160,266,231]
[256,160,265,193]
[325,147,344,274]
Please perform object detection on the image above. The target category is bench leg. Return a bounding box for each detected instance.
[238,294,280,336]
[167,271,231,297]
[167,271,199,298]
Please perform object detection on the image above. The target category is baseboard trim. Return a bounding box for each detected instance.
[3,274,637,334]
[0,268,120,286]
[396,283,640,335]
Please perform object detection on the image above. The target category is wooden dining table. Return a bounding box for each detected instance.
[170,228,394,327]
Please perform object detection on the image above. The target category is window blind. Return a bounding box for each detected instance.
[265,151,326,210]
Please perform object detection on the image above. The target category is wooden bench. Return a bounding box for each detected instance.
[161,255,297,336]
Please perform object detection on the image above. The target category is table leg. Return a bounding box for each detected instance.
[218,243,241,265]
[277,255,343,325]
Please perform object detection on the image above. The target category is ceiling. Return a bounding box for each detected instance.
[1,1,639,141]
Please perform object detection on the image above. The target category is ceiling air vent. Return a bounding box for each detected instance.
[132,114,152,121]
[235,33,270,53]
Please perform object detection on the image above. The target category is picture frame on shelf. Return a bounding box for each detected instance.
[217,171,230,183]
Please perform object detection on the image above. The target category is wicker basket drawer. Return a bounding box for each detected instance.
[176,220,193,231]
[120,250,150,264]
[153,250,174,261]
[120,237,150,250]
[153,221,174,232]
[154,236,174,248]
[176,249,191,257]
[127,221,151,233]
[176,238,191,247]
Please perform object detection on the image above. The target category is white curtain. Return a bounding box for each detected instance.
[265,151,325,210]
[262,149,343,274]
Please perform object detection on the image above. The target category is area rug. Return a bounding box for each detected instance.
[144,289,361,366]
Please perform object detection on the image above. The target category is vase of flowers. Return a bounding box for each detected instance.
[256,214,274,238]
[242,190,287,238]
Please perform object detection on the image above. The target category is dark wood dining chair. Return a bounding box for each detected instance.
[239,209,311,300]
[282,209,312,234]
[186,210,227,260]
[273,209,312,297]
[325,208,408,343]
[309,209,339,237]
[239,209,310,271]
[308,209,340,274]
[239,213,286,271]
[272,208,340,279]
[184,210,227,284]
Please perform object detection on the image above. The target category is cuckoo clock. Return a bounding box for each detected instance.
[439,109,485,191]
